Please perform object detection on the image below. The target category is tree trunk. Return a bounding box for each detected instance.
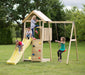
[21,23,24,41]
[52,23,56,41]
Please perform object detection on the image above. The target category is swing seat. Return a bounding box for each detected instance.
[64,49,67,52]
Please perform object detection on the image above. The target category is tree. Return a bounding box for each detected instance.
[1,0,32,40]
[0,0,65,41]
[0,1,13,44]
[64,6,85,41]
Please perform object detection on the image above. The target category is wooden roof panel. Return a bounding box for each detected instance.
[22,10,52,23]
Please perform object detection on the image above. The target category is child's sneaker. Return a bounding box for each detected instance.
[33,38,36,40]
[35,30,38,34]
[28,37,29,39]
[58,58,60,61]
[59,60,62,63]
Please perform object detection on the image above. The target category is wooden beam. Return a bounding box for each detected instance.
[73,22,78,61]
[48,23,52,61]
[71,39,76,41]
[41,22,44,60]
[23,22,26,38]
[49,21,73,24]
[25,20,73,24]
[39,21,42,39]
[22,22,26,61]
[22,11,34,23]
[26,20,30,22]
[26,20,43,22]
[66,22,74,64]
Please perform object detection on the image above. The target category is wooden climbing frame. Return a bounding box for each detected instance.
[22,10,78,64]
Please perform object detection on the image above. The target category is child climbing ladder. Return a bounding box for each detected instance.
[31,15,39,40]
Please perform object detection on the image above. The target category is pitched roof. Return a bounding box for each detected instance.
[22,10,52,23]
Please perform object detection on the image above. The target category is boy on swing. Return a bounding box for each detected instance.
[55,37,66,62]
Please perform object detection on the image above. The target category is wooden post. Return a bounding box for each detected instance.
[23,22,26,38]
[66,22,78,64]
[73,22,78,60]
[22,22,26,61]
[41,22,44,60]
[48,22,52,61]
[66,22,74,64]
[39,21,41,39]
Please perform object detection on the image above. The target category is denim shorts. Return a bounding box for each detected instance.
[18,45,22,52]
[26,34,30,38]
[17,44,24,52]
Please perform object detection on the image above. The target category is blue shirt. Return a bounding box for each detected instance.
[60,43,65,51]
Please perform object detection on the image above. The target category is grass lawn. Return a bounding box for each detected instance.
[0,42,85,75]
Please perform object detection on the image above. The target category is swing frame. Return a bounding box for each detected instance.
[49,21,78,64]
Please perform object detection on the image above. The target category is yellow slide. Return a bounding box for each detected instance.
[7,38,32,65]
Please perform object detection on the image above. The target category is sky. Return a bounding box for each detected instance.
[60,0,85,10]
[14,0,85,23]
[14,0,85,10]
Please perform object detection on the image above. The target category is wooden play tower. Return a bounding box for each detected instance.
[22,10,52,62]
[22,10,78,64]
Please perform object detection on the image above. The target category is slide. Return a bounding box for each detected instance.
[7,38,32,65]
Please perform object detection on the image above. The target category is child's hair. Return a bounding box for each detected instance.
[61,37,65,42]
[16,40,19,43]
[32,15,36,20]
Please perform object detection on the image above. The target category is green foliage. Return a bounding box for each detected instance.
[0,1,13,44]
[0,0,33,40]
[0,21,13,44]
[33,0,65,20]
[65,6,85,41]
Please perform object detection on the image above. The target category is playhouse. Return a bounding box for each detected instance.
[22,10,52,62]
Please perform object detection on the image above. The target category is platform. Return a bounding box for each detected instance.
[24,58,50,62]
[41,58,50,62]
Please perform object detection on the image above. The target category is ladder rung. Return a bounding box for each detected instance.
[71,39,76,41]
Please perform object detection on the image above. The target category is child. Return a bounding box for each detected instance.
[25,27,32,39]
[31,15,39,39]
[55,37,66,62]
[15,40,24,53]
